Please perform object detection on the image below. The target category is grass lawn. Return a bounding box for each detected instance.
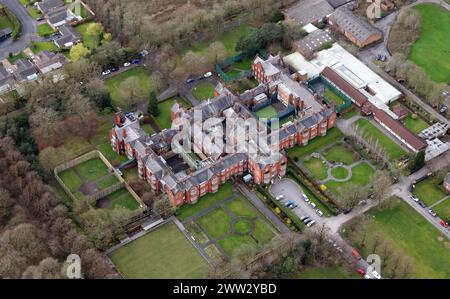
[298,266,358,279]
[7,51,27,64]
[74,158,110,182]
[225,198,258,218]
[324,89,347,106]
[355,119,406,160]
[341,108,359,120]
[433,199,450,222]
[331,166,349,180]
[105,67,151,106]
[186,24,255,57]
[255,105,278,119]
[31,41,57,53]
[58,169,82,192]
[409,4,450,82]
[225,57,253,78]
[288,128,343,159]
[37,23,55,37]
[303,157,328,180]
[412,177,448,207]
[322,143,358,165]
[344,199,450,278]
[75,21,100,49]
[177,181,234,221]
[401,113,429,134]
[197,208,232,239]
[109,222,209,278]
[154,96,191,130]
[71,3,92,19]
[192,82,215,101]
[96,142,128,166]
[325,162,375,195]
[108,188,140,211]
[98,175,119,190]
[27,6,41,19]
[0,14,13,31]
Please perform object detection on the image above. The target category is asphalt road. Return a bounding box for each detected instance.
[0,0,38,60]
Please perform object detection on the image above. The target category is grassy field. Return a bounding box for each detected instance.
[324,89,347,106]
[355,119,406,160]
[192,82,215,101]
[37,23,54,37]
[303,157,328,180]
[331,166,349,180]
[409,4,450,82]
[344,199,450,278]
[433,199,450,222]
[109,222,209,278]
[0,14,13,31]
[75,21,100,49]
[401,113,429,134]
[108,188,140,211]
[177,181,234,221]
[322,143,358,165]
[325,162,375,195]
[288,128,343,160]
[412,177,448,207]
[31,41,57,54]
[27,6,41,19]
[105,67,151,106]
[197,208,232,239]
[255,105,278,119]
[298,266,359,279]
[154,96,191,130]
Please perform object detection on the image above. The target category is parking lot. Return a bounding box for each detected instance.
[270,178,325,227]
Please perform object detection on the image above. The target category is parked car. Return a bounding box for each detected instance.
[203,71,212,78]
[300,216,308,221]
[110,66,119,72]
[285,201,293,208]
[36,16,44,22]
[302,194,309,202]
[428,209,437,217]
[440,220,449,228]
[186,78,196,84]
[316,209,323,217]
[310,202,316,209]
[303,217,311,224]
[357,268,366,277]
[123,62,131,67]
[131,59,140,64]
[352,249,362,260]
[418,201,427,208]
[102,70,111,76]
[307,220,316,227]
[439,105,448,115]
[372,271,382,279]
[410,195,419,202]
[275,195,284,201]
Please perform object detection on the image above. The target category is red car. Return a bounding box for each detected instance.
[356,268,366,277]
[352,249,362,260]
[440,220,449,228]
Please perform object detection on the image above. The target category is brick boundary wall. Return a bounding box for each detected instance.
[54,150,146,209]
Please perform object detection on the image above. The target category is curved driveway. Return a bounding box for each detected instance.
[0,0,38,59]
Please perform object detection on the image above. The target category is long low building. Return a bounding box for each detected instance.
[284,43,401,119]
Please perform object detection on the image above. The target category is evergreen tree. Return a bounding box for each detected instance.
[408,150,425,172]
[148,92,159,117]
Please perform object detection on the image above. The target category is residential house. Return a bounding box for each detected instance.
[328,7,382,47]
[34,51,67,74]
[54,24,81,48]
[13,59,38,82]
[36,0,65,16]
[0,65,14,93]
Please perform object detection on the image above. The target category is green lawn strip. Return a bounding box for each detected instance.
[27,7,41,19]
[58,168,83,192]
[412,178,447,206]
[401,113,429,134]
[303,157,328,180]
[96,142,128,166]
[331,166,349,180]
[298,266,359,279]
[225,197,258,218]
[154,96,191,130]
[433,199,450,222]
[110,222,209,278]
[74,158,110,181]
[97,175,119,190]
[325,162,375,195]
[74,21,100,49]
[177,181,233,221]
[255,105,278,119]
[0,14,13,31]
[218,234,257,258]
[185,221,210,246]
[196,207,232,239]
[204,244,223,263]
[409,4,450,83]
[31,41,57,53]
[341,108,359,120]
[288,128,344,159]
[345,200,450,278]
[108,188,140,211]
[7,51,27,64]
[251,218,275,245]
[322,143,358,165]
[37,23,55,37]
[105,67,151,106]
[192,82,215,101]
[355,119,406,160]
[141,124,154,135]
[324,89,346,106]
[234,219,253,234]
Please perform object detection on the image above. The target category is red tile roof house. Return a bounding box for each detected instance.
[109,55,336,207]
[321,67,426,152]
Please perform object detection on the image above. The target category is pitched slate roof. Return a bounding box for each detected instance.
[37,0,64,14]
[284,0,335,26]
[329,8,381,44]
